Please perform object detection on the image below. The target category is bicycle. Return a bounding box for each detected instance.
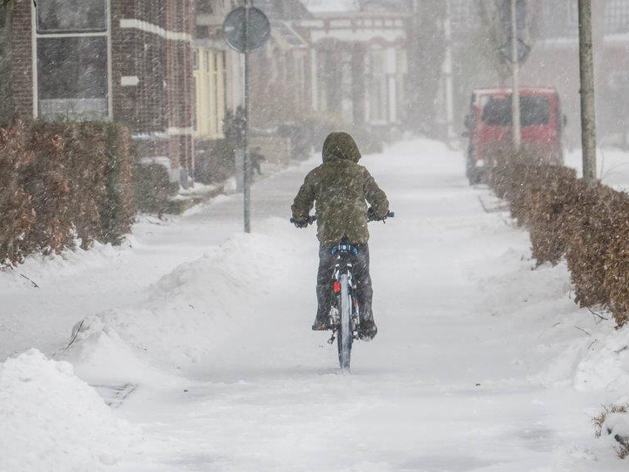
[291,210,394,370]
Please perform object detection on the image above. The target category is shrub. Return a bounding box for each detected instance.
[194,139,234,184]
[0,125,35,265]
[102,124,135,244]
[565,185,619,310]
[0,121,135,266]
[488,153,629,328]
[525,166,578,265]
[133,162,172,216]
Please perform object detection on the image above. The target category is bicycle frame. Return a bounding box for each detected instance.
[329,240,361,370]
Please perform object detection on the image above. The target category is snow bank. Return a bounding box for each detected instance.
[62,219,306,384]
[575,326,629,392]
[0,240,127,291]
[470,207,629,395]
[0,349,140,472]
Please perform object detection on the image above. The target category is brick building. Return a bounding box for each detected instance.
[8,0,195,183]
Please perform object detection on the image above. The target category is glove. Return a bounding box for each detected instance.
[367,207,383,222]
[367,207,375,221]
[293,219,309,229]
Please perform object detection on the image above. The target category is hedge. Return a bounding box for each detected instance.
[490,157,629,328]
[0,121,135,267]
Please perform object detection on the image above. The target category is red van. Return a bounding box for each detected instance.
[464,87,566,184]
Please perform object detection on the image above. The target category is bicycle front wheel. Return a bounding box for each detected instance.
[337,274,352,371]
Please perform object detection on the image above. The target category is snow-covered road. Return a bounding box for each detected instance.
[2,140,627,471]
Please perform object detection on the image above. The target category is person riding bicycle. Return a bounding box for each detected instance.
[291,132,390,340]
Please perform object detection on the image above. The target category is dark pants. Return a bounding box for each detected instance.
[316,243,373,322]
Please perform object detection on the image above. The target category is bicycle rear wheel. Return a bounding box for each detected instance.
[337,274,352,370]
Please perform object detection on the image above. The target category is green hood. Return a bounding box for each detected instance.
[322,132,362,163]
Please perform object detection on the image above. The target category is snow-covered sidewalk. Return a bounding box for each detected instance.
[2,139,628,471]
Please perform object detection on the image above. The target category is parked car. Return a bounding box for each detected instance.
[463,87,566,184]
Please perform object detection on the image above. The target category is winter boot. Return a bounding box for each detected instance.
[312,316,332,331]
[358,319,377,340]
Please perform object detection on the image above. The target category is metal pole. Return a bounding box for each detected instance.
[578,0,597,186]
[444,0,455,145]
[511,0,521,151]
[243,0,251,233]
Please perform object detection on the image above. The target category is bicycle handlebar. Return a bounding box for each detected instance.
[368,211,395,222]
[290,215,317,225]
[291,210,394,226]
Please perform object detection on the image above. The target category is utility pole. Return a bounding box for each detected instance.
[243,0,251,233]
[510,0,521,151]
[443,0,455,145]
[578,0,597,186]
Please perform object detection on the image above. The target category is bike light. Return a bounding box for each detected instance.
[333,281,341,293]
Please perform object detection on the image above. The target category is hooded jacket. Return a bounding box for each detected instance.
[291,132,389,245]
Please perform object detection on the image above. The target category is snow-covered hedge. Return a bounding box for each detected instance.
[594,404,629,459]
[490,159,629,328]
[0,121,135,266]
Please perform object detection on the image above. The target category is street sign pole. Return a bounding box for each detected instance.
[223,1,269,233]
[243,0,251,233]
[511,0,521,151]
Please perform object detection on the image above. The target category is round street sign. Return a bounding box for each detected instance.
[223,7,271,53]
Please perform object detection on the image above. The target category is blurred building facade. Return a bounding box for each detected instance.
[248,0,412,151]
[521,0,629,148]
[448,0,629,149]
[7,0,196,182]
[300,7,409,134]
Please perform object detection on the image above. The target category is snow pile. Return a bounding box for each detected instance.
[62,221,307,383]
[604,410,629,440]
[575,326,629,392]
[593,402,629,460]
[0,349,140,472]
[0,240,128,291]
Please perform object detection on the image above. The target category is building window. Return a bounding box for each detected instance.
[35,0,110,121]
[197,0,213,14]
[193,76,198,132]
[450,0,472,29]
[368,49,387,123]
[568,2,579,26]
[606,0,629,33]
[193,50,199,70]
[222,51,228,110]
[37,0,107,33]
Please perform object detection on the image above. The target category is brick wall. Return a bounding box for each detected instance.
[9,0,196,181]
[10,0,33,118]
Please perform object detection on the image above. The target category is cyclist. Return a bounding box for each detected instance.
[291,132,390,340]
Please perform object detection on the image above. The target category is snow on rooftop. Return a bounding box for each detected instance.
[300,0,359,13]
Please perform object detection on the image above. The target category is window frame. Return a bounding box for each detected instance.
[36,0,108,35]
[32,0,112,121]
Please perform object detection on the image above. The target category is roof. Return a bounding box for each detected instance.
[473,87,558,96]
[193,39,228,51]
[300,0,359,13]
[255,0,313,20]
[271,21,308,49]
